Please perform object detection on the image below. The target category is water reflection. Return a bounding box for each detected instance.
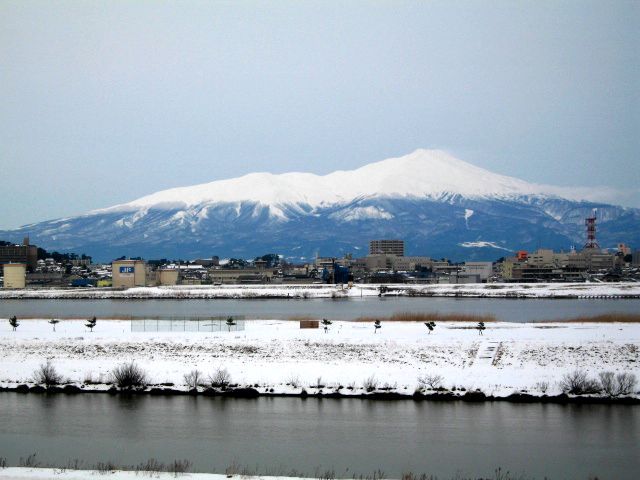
[2,297,639,322]
[0,394,638,479]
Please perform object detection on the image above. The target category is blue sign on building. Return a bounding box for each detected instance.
[119,266,135,274]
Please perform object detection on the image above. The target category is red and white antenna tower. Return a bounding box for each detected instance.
[584,209,600,249]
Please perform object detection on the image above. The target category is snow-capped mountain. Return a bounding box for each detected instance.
[3,149,639,261]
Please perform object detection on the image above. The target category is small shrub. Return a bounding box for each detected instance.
[19,453,40,468]
[286,374,300,388]
[615,372,637,396]
[94,461,118,473]
[33,360,62,387]
[111,362,148,390]
[535,381,549,394]
[136,458,163,473]
[598,371,616,396]
[363,375,378,392]
[417,374,444,390]
[559,370,600,395]
[210,367,231,389]
[9,315,19,331]
[183,369,203,390]
[316,468,336,480]
[167,459,192,476]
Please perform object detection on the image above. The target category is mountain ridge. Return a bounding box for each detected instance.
[95,149,602,215]
[2,149,638,261]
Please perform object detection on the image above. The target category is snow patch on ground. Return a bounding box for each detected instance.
[1,319,638,398]
[1,283,638,300]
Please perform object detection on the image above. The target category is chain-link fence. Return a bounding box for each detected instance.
[130,316,246,332]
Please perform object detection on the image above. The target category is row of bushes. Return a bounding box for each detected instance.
[414,370,637,397]
[32,361,235,390]
[29,361,639,397]
[559,370,637,396]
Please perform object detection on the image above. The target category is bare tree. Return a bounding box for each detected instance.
[559,370,599,395]
[598,371,616,396]
[615,372,637,396]
[210,367,232,389]
[418,373,444,390]
[183,369,203,390]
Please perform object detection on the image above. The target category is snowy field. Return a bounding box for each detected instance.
[1,318,638,397]
[0,282,639,299]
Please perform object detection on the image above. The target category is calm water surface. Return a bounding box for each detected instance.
[1,297,639,321]
[0,394,638,479]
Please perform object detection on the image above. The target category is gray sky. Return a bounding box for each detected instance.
[1,1,638,229]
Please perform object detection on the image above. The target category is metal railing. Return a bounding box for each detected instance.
[131,316,246,332]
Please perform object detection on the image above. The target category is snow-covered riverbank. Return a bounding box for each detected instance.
[0,468,291,480]
[1,318,638,398]
[0,282,639,299]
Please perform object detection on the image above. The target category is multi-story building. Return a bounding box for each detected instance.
[0,238,38,272]
[369,239,405,256]
[463,262,493,282]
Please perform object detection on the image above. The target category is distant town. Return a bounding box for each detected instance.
[1,214,638,289]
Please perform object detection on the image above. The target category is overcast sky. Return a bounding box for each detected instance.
[1,1,638,229]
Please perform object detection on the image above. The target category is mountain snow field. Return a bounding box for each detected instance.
[2,149,638,260]
[1,318,638,398]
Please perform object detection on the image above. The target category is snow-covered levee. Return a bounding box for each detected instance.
[1,282,639,299]
[1,318,638,398]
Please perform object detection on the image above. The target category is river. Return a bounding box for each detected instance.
[1,297,639,322]
[0,394,638,479]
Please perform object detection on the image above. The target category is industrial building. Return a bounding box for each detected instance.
[462,262,493,282]
[112,260,146,288]
[209,268,275,284]
[157,268,179,286]
[369,239,405,256]
[2,263,26,288]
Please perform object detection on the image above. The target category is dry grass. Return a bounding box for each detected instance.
[353,312,497,323]
[285,315,318,321]
[537,313,640,323]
